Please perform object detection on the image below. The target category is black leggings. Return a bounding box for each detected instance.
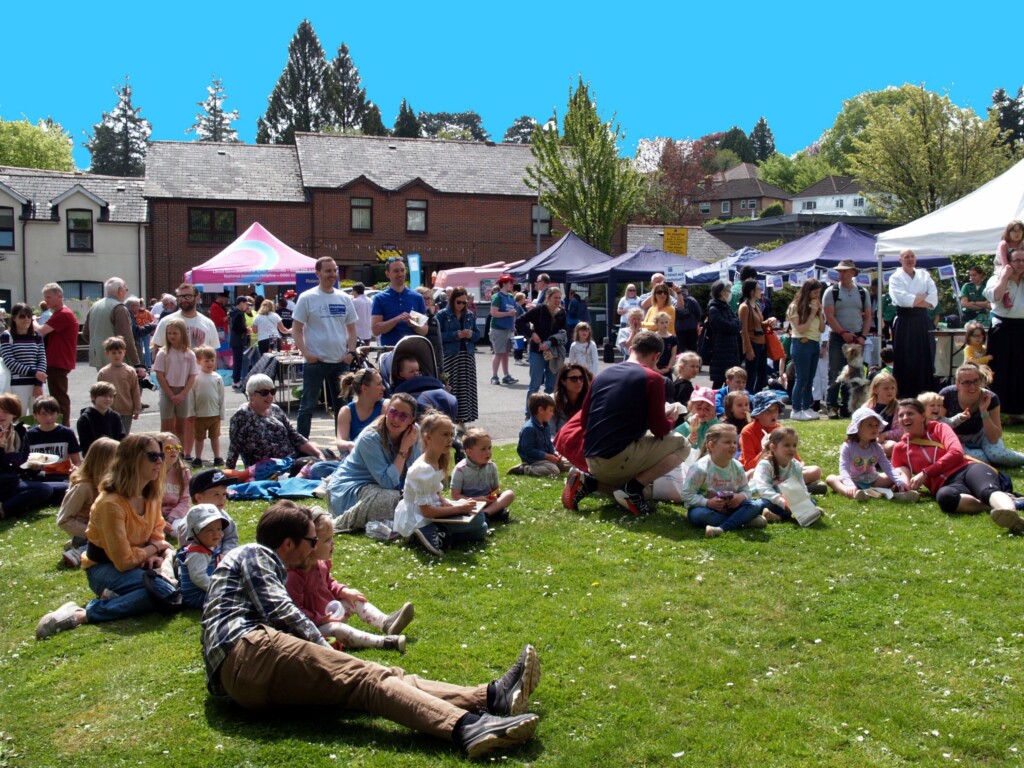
[935,463,1002,514]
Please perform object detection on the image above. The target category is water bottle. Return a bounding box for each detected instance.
[325,600,343,619]
[365,521,392,541]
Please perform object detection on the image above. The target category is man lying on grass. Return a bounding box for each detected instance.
[201,500,541,759]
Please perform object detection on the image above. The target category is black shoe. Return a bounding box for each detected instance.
[413,524,445,556]
[321,447,339,461]
[491,644,540,716]
[488,508,511,523]
[191,457,204,469]
[213,457,225,467]
[613,483,653,515]
[456,713,539,759]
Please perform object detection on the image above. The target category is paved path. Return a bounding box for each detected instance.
[60,347,712,461]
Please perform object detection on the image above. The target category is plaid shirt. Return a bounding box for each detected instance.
[201,543,329,695]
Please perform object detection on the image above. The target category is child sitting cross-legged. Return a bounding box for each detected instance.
[740,391,826,492]
[682,423,767,538]
[26,396,81,481]
[287,507,414,652]
[175,504,231,609]
[509,393,571,477]
[451,428,515,523]
[56,437,118,568]
[750,426,824,526]
[825,406,920,503]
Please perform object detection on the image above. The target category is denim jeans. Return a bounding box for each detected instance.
[790,338,820,412]
[84,562,177,623]
[4,480,62,516]
[688,500,764,531]
[744,344,769,395]
[231,343,248,386]
[298,361,349,438]
[525,351,555,414]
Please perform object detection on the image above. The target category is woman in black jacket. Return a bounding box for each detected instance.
[705,280,743,388]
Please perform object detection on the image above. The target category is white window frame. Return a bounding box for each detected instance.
[699,202,711,215]
[721,201,731,215]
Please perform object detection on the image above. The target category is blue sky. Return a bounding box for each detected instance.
[4,4,1015,170]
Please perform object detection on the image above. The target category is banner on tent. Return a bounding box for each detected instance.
[855,273,872,287]
[767,275,784,289]
[938,264,956,281]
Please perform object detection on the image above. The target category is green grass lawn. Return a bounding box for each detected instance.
[2,421,1024,767]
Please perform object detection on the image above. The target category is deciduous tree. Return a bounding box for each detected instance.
[820,87,911,173]
[0,117,74,171]
[749,117,775,162]
[850,84,1010,222]
[392,99,420,138]
[758,151,838,194]
[418,111,489,141]
[84,77,151,176]
[526,77,643,254]
[255,20,341,144]
[187,76,240,142]
[503,115,537,144]
[718,126,755,164]
[331,42,367,132]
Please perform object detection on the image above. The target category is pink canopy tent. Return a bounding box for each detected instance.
[185,222,316,285]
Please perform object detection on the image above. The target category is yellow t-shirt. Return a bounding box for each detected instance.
[787,302,823,342]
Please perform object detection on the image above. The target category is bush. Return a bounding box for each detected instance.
[760,202,785,218]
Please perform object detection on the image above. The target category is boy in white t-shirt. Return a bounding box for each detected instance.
[190,346,225,468]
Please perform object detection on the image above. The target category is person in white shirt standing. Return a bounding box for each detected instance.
[984,247,1024,420]
[888,249,938,399]
[350,283,374,344]
[291,257,359,438]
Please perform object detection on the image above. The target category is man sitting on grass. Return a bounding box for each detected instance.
[201,500,541,759]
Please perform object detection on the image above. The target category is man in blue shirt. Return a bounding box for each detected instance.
[371,258,428,346]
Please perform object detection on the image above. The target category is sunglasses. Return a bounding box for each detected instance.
[145,451,165,463]
[958,379,981,386]
[455,300,467,305]
[301,536,319,547]
[387,407,414,423]
[565,375,585,382]
[164,444,182,452]
[251,388,274,397]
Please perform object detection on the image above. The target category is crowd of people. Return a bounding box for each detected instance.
[4,238,1024,759]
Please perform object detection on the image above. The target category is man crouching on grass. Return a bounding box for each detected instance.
[201,500,540,759]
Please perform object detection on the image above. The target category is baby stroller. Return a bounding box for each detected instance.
[380,336,458,422]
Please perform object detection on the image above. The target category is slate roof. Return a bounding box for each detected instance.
[626,224,733,263]
[792,175,862,199]
[697,177,791,201]
[144,142,306,202]
[0,166,147,222]
[723,162,760,181]
[294,133,537,196]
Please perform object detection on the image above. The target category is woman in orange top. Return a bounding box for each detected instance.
[35,433,177,640]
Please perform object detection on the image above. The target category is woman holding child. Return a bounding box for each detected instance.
[35,433,180,639]
[327,392,422,533]
[890,399,1024,533]
[938,363,1024,467]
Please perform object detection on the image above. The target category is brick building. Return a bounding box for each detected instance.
[144,134,559,297]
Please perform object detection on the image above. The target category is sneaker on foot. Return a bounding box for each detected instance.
[892,490,920,503]
[213,457,225,467]
[191,457,204,469]
[790,409,810,422]
[705,525,724,538]
[383,602,415,635]
[562,468,597,511]
[991,507,1024,533]
[490,376,501,385]
[827,407,840,420]
[491,644,540,716]
[61,548,82,569]
[1014,497,1024,511]
[413,524,445,556]
[745,515,768,529]
[762,509,783,523]
[853,489,870,502]
[806,481,828,495]
[506,464,525,476]
[382,634,407,654]
[35,602,81,640]
[487,508,511,523]
[457,713,539,759]
[312,481,329,499]
[613,484,653,516]
[502,375,518,385]
[183,455,194,464]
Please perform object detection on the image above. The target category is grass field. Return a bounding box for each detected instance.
[2,420,1024,767]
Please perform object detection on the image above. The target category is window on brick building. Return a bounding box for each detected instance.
[721,201,731,215]
[0,207,13,250]
[189,208,236,243]
[699,202,711,215]
[406,200,427,233]
[532,204,551,236]
[67,209,93,252]
[351,198,372,231]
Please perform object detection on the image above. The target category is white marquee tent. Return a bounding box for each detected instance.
[875,158,1024,255]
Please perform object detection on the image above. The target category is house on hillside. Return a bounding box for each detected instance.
[144,135,569,297]
[791,175,868,215]
[0,167,146,307]
[694,177,792,222]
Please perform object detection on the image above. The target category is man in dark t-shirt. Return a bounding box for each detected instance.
[567,331,690,515]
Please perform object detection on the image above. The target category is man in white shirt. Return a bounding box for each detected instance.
[888,249,938,399]
[350,282,374,343]
[292,257,359,437]
[152,284,219,353]
[984,248,1024,418]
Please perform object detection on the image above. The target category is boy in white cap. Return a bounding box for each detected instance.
[176,504,233,608]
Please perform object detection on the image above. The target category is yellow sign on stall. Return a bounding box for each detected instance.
[663,227,689,256]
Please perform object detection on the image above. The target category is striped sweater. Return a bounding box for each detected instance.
[0,331,47,387]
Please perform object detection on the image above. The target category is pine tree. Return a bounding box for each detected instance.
[84,77,151,177]
[718,126,755,164]
[255,19,341,144]
[392,99,421,138]
[991,87,1024,150]
[503,115,538,144]
[187,76,240,142]
[331,42,367,132]
[361,102,388,136]
[749,117,775,162]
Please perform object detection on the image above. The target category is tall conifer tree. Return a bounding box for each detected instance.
[187,76,240,142]
[84,77,151,176]
[331,42,367,132]
[392,99,421,138]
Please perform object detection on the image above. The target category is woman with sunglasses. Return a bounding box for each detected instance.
[225,374,325,471]
[327,393,421,533]
[937,363,1024,467]
[552,364,592,436]
[642,285,676,332]
[35,433,180,639]
[437,287,481,428]
[0,302,47,409]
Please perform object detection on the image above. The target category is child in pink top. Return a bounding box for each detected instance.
[286,510,414,653]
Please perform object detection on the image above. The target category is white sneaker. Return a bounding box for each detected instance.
[790,410,810,421]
